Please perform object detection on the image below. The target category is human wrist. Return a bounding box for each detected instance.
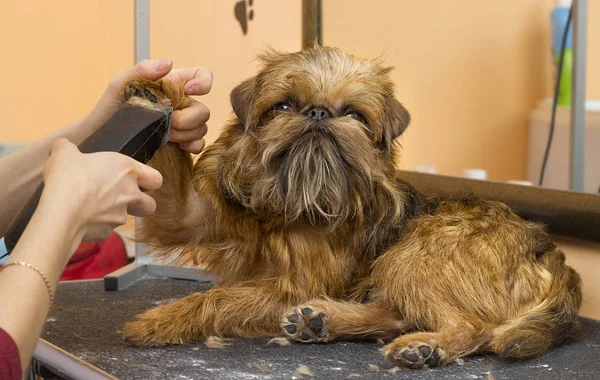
[6,193,86,289]
[36,190,87,256]
[69,114,98,143]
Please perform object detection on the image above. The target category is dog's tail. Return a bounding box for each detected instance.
[488,249,582,359]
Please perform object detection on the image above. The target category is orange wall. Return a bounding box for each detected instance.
[323,0,600,182]
[0,1,133,142]
[0,0,301,148]
[2,0,599,185]
[149,0,302,146]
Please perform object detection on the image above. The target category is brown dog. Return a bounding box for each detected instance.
[122,46,582,369]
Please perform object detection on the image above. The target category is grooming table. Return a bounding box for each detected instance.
[33,277,600,380]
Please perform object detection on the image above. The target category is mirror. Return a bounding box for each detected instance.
[318,0,598,194]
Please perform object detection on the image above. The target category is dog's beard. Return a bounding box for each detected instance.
[229,117,378,228]
[278,130,352,225]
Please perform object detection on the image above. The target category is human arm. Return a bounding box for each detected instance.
[0,120,91,239]
[0,59,212,372]
[0,59,212,237]
[0,138,162,371]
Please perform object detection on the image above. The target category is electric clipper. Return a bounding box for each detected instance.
[3,101,173,254]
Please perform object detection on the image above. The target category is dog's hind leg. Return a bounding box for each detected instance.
[281,299,406,343]
[381,321,491,368]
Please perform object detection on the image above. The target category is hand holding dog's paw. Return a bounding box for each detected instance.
[163,66,212,154]
[84,59,212,155]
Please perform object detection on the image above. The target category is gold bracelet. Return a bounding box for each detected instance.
[0,261,54,303]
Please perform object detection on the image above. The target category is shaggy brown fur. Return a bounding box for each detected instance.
[122,46,582,369]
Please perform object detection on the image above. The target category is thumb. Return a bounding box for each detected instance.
[84,59,174,128]
[108,59,173,94]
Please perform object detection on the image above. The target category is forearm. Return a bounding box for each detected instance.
[0,119,94,237]
[0,194,82,370]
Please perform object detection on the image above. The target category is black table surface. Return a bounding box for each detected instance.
[42,277,600,380]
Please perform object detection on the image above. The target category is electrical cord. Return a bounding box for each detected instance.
[539,4,573,186]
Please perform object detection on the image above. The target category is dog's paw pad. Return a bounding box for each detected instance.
[281,306,329,343]
[125,86,144,100]
[424,348,442,367]
[143,88,159,103]
[123,80,168,105]
[386,342,445,369]
[402,350,420,362]
[307,313,325,335]
[419,345,432,358]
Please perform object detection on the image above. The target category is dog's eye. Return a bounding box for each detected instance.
[345,111,366,123]
[272,102,292,112]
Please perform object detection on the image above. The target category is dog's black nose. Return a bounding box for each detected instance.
[305,107,331,121]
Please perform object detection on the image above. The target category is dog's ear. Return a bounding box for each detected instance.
[230,77,256,126]
[381,96,411,152]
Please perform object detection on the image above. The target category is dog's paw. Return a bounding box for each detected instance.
[124,79,168,104]
[281,306,330,343]
[123,305,192,347]
[382,341,445,369]
[123,320,170,347]
[122,78,189,110]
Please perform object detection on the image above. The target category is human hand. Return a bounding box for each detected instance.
[40,138,163,243]
[84,59,213,154]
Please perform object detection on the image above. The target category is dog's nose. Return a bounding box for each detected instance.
[305,107,331,121]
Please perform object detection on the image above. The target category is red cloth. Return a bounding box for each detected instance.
[60,232,127,281]
[0,327,21,380]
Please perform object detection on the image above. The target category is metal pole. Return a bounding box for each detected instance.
[134,0,150,63]
[134,0,151,261]
[570,0,587,192]
[302,0,322,48]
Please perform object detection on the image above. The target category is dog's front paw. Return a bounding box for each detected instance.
[124,80,161,103]
[123,304,196,347]
[281,306,330,343]
[382,341,445,369]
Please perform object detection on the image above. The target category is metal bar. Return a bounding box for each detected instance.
[134,0,150,63]
[103,262,146,291]
[302,0,322,48]
[146,264,217,282]
[134,217,152,265]
[134,0,151,262]
[33,339,116,380]
[570,0,587,192]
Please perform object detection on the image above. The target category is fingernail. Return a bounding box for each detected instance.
[156,59,171,71]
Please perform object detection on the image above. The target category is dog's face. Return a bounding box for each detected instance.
[222,47,410,227]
